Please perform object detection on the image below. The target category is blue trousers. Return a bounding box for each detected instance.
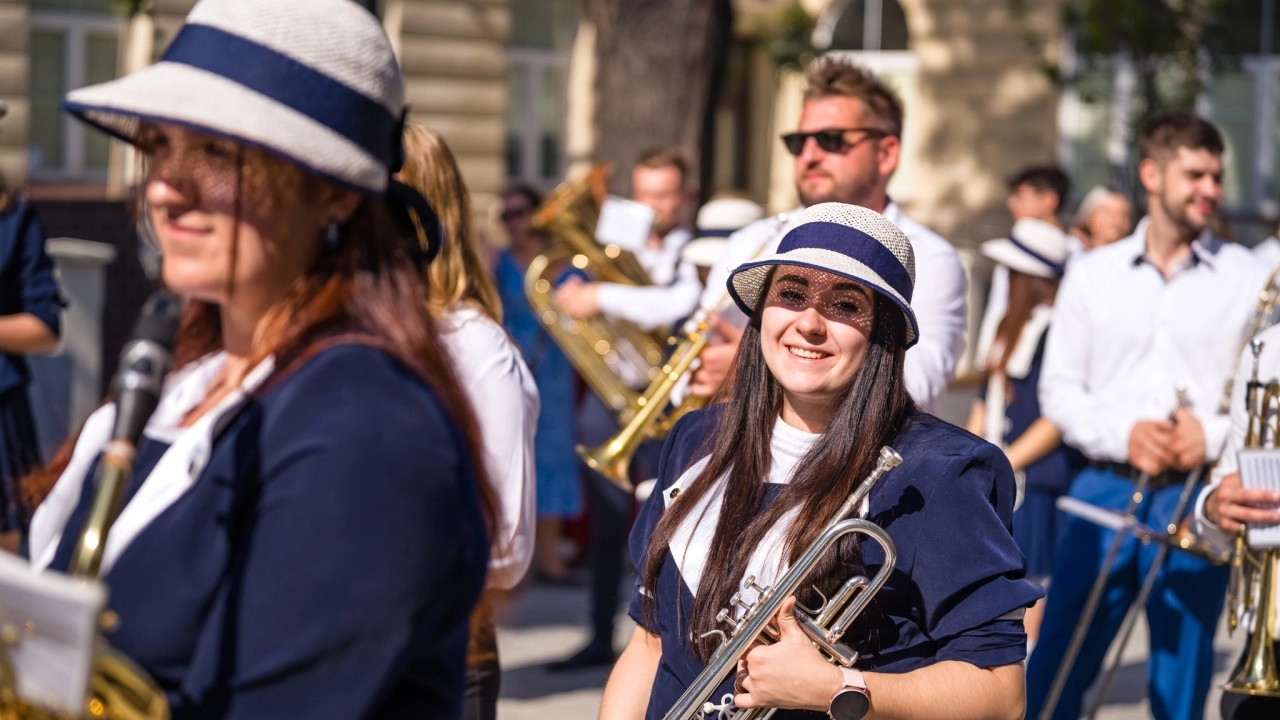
[1025,467,1229,720]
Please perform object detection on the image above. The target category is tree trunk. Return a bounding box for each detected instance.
[586,0,732,196]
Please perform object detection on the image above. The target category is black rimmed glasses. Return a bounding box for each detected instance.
[780,127,891,156]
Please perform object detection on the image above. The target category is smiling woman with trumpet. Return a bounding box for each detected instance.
[600,204,1042,720]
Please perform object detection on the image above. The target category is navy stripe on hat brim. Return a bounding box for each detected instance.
[695,228,737,238]
[160,24,399,168]
[776,221,913,303]
[727,258,919,347]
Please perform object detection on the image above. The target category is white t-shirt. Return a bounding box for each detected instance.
[666,417,865,608]
[438,305,539,590]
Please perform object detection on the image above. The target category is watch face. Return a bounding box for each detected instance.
[831,689,870,720]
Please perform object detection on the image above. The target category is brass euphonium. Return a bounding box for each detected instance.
[524,165,667,423]
[1223,338,1280,697]
[578,212,791,492]
[663,447,902,720]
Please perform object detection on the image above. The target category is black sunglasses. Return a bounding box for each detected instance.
[501,206,533,222]
[781,127,890,156]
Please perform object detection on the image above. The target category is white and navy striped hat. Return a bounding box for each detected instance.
[62,0,440,259]
[682,198,765,268]
[981,218,1068,279]
[727,202,919,346]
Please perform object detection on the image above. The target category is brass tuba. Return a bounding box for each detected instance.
[1223,338,1280,697]
[662,447,902,720]
[524,166,668,426]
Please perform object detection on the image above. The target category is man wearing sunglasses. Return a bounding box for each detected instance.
[688,56,967,412]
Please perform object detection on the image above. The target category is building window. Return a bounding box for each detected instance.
[1058,1,1280,240]
[29,4,120,181]
[507,0,575,188]
[815,0,909,53]
[812,0,917,203]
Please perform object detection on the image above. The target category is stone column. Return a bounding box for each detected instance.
[0,0,29,188]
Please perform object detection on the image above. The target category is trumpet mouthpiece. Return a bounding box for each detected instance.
[878,446,903,470]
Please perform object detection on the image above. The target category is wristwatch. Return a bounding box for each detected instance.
[828,666,870,720]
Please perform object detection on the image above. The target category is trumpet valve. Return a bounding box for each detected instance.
[741,574,772,598]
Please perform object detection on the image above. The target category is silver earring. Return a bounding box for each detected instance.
[325,218,342,249]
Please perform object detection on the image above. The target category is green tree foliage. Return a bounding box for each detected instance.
[1009,0,1254,117]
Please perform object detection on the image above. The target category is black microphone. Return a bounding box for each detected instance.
[112,292,183,444]
[69,291,182,577]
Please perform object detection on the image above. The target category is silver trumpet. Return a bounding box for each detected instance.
[663,446,903,720]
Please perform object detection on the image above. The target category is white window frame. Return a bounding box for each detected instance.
[29,10,121,181]
[507,45,570,189]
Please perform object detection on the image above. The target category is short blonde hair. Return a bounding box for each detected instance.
[399,122,502,323]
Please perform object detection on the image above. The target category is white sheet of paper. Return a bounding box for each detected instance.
[0,551,104,714]
[595,196,654,253]
[1238,448,1280,547]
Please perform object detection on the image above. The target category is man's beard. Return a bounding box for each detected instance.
[1158,192,1211,237]
[796,170,876,208]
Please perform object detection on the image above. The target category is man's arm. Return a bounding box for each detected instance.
[595,259,703,331]
[1038,262,1131,461]
[903,241,967,412]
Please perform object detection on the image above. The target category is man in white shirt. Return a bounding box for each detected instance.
[552,148,700,333]
[1026,113,1269,720]
[689,56,967,412]
[1195,323,1280,720]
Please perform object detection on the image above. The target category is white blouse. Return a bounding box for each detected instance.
[438,305,539,590]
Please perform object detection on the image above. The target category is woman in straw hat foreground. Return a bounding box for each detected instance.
[24,0,494,717]
[602,204,1042,720]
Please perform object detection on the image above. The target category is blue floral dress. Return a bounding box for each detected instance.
[494,250,582,518]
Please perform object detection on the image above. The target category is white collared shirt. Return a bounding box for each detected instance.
[596,227,701,331]
[438,305,539,590]
[1039,216,1268,463]
[695,202,968,412]
[1254,236,1280,272]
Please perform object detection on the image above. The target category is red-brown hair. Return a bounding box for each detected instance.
[24,144,498,559]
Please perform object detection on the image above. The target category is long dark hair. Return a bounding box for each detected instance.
[25,140,499,556]
[642,282,915,661]
[987,270,1059,374]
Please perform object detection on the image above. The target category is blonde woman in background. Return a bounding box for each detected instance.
[400,121,538,720]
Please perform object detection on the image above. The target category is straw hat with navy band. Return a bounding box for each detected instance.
[981,218,1069,280]
[62,0,442,262]
[727,202,920,347]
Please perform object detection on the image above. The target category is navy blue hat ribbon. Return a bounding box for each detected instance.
[166,27,443,265]
[1008,235,1065,277]
[696,228,737,238]
[777,221,913,302]
[163,24,398,167]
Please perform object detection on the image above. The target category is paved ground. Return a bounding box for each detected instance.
[494,387,1249,719]
[493,576,1247,720]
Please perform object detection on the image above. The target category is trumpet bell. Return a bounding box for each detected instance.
[1225,548,1280,697]
[577,441,633,493]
